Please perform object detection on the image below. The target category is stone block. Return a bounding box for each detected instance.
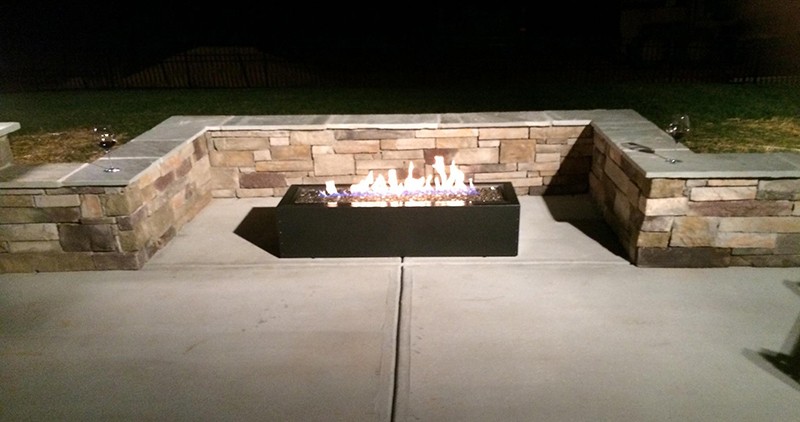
[7,240,62,253]
[453,148,498,165]
[272,145,311,160]
[640,216,674,232]
[730,254,800,267]
[239,172,287,188]
[472,171,528,181]
[0,195,34,207]
[209,150,254,167]
[642,197,689,216]
[645,179,686,198]
[499,140,536,163]
[312,146,334,156]
[757,179,800,200]
[289,130,335,145]
[117,205,147,231]
[334,129,414,140]
[255,160,314,172]
[542,125,592,139]
[58,224,117,252]
[416,128,478,138]
[714,232,776,249]
[0,252,95,273]
[670,216,719,247]
[534,153,561,163]
[33,194,81,208]
[314,154,355,176]
[210,167,238,191]
[270,137,290,146]
[775,233,800,254]
[707,179,758,186]
[380,138,435,150]
[478,127,528,139]
[636,247,731,267]
[436,137,478,149]
[382,150,424,160]
[92,250,147,270]
[253,150,272,161]
[333,140,381,154]
[718,216,800,233]
[214,137,271,151]
[0,223,59,241]
[478,140,500,148]
[690,186,757,201]
[636,231,670,248]
[236,188,275,198]
[688,200,793,217]
[79,194,103,220]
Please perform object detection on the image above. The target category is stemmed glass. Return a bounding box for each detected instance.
[665,114,691,143]
[94,126,120,173]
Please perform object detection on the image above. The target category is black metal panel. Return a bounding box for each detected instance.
[275,183,520,257]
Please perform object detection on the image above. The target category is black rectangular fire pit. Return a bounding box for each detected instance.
[275,182,520,257]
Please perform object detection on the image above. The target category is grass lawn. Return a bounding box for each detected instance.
[2,81,800,164]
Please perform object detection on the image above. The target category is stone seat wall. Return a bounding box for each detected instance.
[1,111,798,272]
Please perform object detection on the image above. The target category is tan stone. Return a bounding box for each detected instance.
[472,171,528,181]
[0,195,33,207]
[34,194,81,208]
[213,137,271,151]
[690,186,757,201]
[333,140,380,154]
[542,126,591,139]
[642,197,689,216]
[255,160,314,172]
[479,128,528,140]
[714,232,777,248]
[312,146,335,156]
[499,140,536,163]
[380,138,435,150]
[758,179,800,199]
[718,216,800,233]
[670,216,719,247]
[270,137,290,146]
[453,148,499,165]
[416,128,478,138]
[534,153,560,163]
[290,130,336,145]
[209,150,254,167]
[509,177,544,187]
[707,179,758,186]
[314,154,355,176]
[478,140,500,148]
[640,216,674,232]
[271,145,311,160]
[647,179,685,198]
[80,194,104,219]
[518,161,559,172]
[0,223,59,241]
[436,137,478,149]
[637,231,670,247]
[7,240,62,253]
[253,150,272,161]
[381,150,424,160]
[210,167,238,190]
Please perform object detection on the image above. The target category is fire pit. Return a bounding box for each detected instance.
[275,157,520,257]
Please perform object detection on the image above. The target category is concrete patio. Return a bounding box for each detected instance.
[1,195,799,421]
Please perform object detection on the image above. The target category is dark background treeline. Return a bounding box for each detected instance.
[1,1,798,91]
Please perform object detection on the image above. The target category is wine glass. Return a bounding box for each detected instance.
[665,114,691,143]
[94,126,120,173]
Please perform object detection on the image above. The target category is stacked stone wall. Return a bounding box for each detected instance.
[206,125,594,198]
[0,136,211,272]
[591,131,800,267]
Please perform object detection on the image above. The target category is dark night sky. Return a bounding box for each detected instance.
[1,2,620,65]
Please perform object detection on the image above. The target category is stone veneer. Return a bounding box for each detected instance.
[0,111,798,272]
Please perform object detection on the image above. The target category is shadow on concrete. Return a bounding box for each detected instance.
[541,194,628,261]
[234,207,280,257]
[745,280,800,390]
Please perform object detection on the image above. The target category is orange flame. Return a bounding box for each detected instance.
[325,156,473,196]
